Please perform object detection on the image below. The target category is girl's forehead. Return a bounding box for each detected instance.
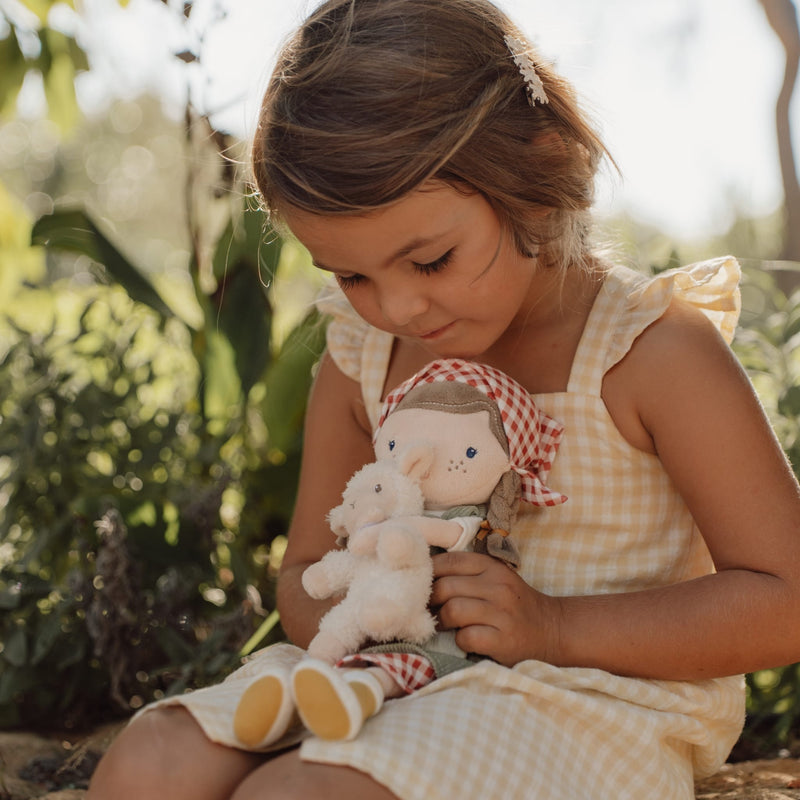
[283,184,493,265]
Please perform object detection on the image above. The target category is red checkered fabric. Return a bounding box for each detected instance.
[337,652,436,694]
[377,358,567,507]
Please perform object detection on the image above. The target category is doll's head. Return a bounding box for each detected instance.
[374,359,566,539]
[375,381,512,514]
[252,0,610,271]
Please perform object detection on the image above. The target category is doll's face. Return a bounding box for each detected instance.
[374,408,510,510]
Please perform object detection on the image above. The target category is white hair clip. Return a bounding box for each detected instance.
[504,34,549,106]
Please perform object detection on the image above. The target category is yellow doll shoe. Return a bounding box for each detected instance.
[232,668,296,748]
[291,659,384,741]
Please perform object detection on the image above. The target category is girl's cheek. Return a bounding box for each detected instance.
[344,292,382,327]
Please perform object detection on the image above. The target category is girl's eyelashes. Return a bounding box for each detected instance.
[336,273,366,290]
[413,248,454,275]
[334,248,454,290]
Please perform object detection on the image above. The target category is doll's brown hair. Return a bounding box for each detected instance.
[252,0,611,271]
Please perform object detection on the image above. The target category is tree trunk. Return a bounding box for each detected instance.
[758,0,800,291]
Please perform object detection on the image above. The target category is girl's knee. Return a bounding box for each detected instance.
[231,750,399,800]
[88,711,166,799]
[89,707,261,800]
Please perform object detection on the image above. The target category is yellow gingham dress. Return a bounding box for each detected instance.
[142,258,746,799]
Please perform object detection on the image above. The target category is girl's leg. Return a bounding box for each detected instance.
[87,706,265,800]
[231,747,400,800]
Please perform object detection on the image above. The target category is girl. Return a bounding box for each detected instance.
[88,0,800,798]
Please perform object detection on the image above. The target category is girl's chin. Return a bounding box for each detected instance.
[420,342,489,361]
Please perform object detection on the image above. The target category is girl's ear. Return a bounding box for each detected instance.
[396,441,434,482]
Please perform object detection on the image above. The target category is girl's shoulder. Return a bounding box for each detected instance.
[599,257,742,454]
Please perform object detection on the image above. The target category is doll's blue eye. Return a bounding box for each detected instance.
[388,440,395,451]
[466,447,478,459]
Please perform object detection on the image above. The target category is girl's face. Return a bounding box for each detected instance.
[374,408,510,510]
[283,183,541,359]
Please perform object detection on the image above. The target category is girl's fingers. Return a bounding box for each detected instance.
[430,574,486,608]
[435,595,495,631]
[454,624,503,659]
[430,553,518,607]
[431,550,493,578]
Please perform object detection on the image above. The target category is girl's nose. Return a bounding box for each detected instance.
[379,285,429,327]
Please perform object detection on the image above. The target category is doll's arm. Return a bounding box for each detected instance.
[388,515,468,549]
[276,354,377,649]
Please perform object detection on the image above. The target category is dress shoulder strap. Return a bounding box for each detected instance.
[566,258,741,397]
[360,327,395,431]
[566,266,632,396]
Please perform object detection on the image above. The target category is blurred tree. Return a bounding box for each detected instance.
[0,0,100,133]
[757,0,800,275]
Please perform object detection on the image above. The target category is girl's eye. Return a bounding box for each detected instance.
[336,273,366,290]
[413,248,454,276]
[388,440,396,451]
[466,446,478,459]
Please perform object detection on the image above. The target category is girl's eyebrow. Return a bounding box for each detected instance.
[311,232,449,273]
[390,234,442,261]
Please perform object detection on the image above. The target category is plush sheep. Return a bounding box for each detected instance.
[304,445,437,664]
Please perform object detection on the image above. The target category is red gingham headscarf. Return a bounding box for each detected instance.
[376,359,567,508]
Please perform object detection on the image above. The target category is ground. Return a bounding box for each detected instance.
[1,725,800,799]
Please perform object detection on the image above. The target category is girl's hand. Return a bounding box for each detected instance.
[430,551,562,667]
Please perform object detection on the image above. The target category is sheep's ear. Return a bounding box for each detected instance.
[396,441,434,482]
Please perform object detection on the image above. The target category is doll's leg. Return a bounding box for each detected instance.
[291,659,397,741]
[232,666,298,748]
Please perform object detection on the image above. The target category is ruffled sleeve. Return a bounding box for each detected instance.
[315,281,395,430]
[604,256,741,375]
[315,281,369,382]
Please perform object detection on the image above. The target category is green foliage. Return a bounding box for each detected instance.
[0,199,326,730]
[0,0,92,132]
[31,209,177,319]
[731,264,800,756]
[0,0,328,731]
[734,266,800,480]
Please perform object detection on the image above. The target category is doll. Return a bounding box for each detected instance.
[233,358,566,747]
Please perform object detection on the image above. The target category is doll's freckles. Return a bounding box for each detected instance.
[448,459,469,473]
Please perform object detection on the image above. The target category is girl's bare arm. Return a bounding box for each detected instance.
[276,353,376,649]
[433,301,800,679]
[563,299,800,678]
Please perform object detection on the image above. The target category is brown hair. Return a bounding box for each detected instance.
[252,0,611,271]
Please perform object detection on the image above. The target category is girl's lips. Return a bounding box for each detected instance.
[418,321,456,340]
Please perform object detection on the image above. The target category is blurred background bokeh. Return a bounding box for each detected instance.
[1,0,798,760]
